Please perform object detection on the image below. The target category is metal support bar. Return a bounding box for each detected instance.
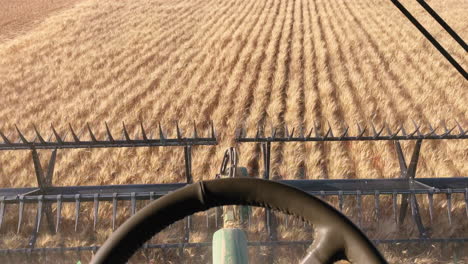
[2,238,467,255]
[416,0,468,52]
[30,149,57,246]
[390,0,467,79]
[394,140,427,237]
[184,146,193,184]
[262,142,271,180]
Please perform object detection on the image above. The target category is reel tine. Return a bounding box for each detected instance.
[150,192,155,201]
[356,122,366,138]
[131,192,136,216]
[392,192,398,225]
[105,122,114,142]
[93,194,99,231]
[327,121,334,138]
[206,211,209,228]
[56,195,62,233]
[306,127,313,139]
[338,191,344,211]
[299,125,305,139]
[446,189,452,225]
[36,195,43,233]
[371,122,384,138]
[392,125,402,138]
[385,122,392,137]
[340,123,349,139]
[140,121,148,141]
[210,120,216,139]
[51,125,63,144]
[442,125,456,137]
[427,190,434,224]
[0,130,11,144]
[289,127,295,139]
[74,194,80,232]
[427,123,438,137]
[193,121,198,138]
[455,120,466,137]
[69,124,81,142]
[401,125,408,138]
[0,197,4,230]
[314,121,321,138]
[33,125,46,144]
[356,190,362,228]
[112,193,118,230]
[271,127,277,139]
[86,123,97,142]
[374,191,380,224]
[158,123,165,142]
[122,122,131,141]
[176,122,183,140]
[15,125,29,144]
[17,195,25,233]
[411,119,423,137]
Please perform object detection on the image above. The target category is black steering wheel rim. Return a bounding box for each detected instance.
[92,178,387,263]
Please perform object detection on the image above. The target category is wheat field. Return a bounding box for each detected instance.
[0,0,467,262]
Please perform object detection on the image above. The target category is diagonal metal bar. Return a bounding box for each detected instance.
[395,140,426,237]
[33,125,46,144]
[140,122,148,141]
[390,0,467,79]
[87,123,97,142]
[416,0,468,52]
[93,194,99,231]
[0,130,11,144]
[184,146,193,184]
[69,124,81,142]
[51,125,63,144]
[0,197,4,230]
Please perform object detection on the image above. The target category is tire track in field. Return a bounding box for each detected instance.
[230,0,282,179]
[242,0,288,178]
[222,0,281,180]
[322,0,385,179]
[0,0,208,124]
[139,0,265,182]
[197,0,277,180]
[263,0,295,180]
[341,0,461,177]
[282,0,306,180]
[303,0,329,179]
[231,0,282,130]
[311,0,357,179]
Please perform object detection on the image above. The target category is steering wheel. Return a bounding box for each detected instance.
[92,178,387,263]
